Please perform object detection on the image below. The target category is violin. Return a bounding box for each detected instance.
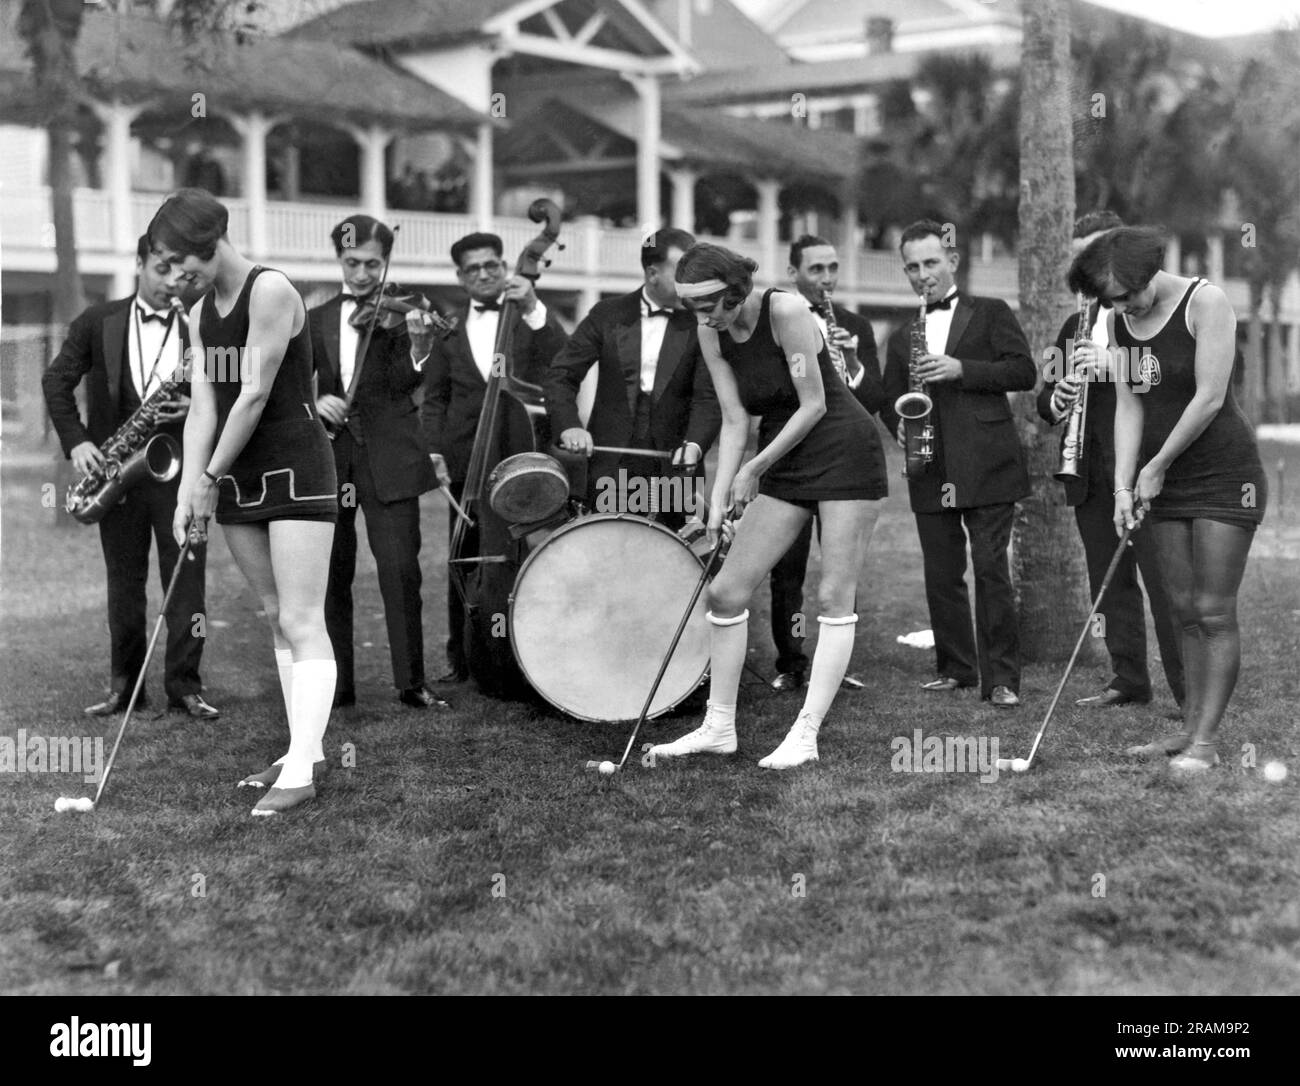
[348,284,458,339]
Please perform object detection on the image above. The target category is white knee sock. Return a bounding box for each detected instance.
[269,647,295,768]
[799,615,858,725]
[707,610,749,712]
[278,658,336,789]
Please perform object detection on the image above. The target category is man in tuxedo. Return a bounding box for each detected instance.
[1037,211,1185,711]
[769,235,887,693]
[42,235,218,719]
[543,226,721,532]
[420,232,568,683]
[310,214,444,710]
[880,220,1036,707]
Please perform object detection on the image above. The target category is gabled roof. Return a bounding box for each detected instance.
[285,0,525,48]
[645,0,789,72]
[0,7,488,130]
[772,0,1021,42]
[501,90,853,185]
[666,42,1021,104]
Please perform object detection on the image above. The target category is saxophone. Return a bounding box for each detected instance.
[817,288,850,385]
[1054,292,1093,482]
[896,295,935,478]
[65,298,187,524]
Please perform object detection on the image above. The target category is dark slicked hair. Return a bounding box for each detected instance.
[898,219,952,253]
[1074,210,1124,240]
[1068,226,1166,299]
[147,188,228,262]
[641,227,696,270]
[135,234,151,262]
[789,234,834,269]
[331,214,394,258]
[675,243,757,309]
[450,232,503,267]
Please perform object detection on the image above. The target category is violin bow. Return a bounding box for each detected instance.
[341,224,401,422]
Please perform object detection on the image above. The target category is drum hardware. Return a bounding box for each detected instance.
[583,517,732,774]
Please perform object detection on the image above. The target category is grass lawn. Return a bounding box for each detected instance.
[1,438,1298,996]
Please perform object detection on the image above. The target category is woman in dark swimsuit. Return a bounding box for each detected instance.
[649,244,886,769]
[1069,227,1265,773]
[152,188,338,815]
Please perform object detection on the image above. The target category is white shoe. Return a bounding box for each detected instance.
[648,708,737,758]
[758,714,820,770]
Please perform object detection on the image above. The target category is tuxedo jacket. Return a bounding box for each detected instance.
[881,294,1036,514]
[420,301,568,484]
[309,294,437,504]
[1035,310,1116,507]
[43,297,191,457]
[543,290,722,483]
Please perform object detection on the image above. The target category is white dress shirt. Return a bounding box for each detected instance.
[924,288,959,358]
[128,296,182,400]
[465,296,548,382]
[639,288,671,394]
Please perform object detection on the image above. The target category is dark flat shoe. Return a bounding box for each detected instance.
[770,671,806,693]
[168,693,220,719]
[399,685,450,709]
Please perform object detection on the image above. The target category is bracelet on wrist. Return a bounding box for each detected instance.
[1113,486,1133,496]
[202,469,220,484]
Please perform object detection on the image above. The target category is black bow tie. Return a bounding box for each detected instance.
[645,307,674,319]
[926,293,958,314]
[340,292,361,302]
[474,300,502,313]
[137,306,170,325]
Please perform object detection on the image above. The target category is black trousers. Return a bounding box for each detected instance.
[97,474,206,702]
[1073,474,1185,704]
[445,480,476,675]
[325,432,426,694]
[914,502,1020,698]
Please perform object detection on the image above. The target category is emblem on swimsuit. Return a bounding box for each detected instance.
[1137,352,1161,386]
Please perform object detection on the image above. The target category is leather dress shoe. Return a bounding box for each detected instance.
[840,674,866,691]
[333,689,356,709]
[399,685,450,709]
[990,685,1020,708]
[85,690,145,716]
[1075,688,1146,708]
[920,677,966,692]
[771,670,806,693]
[169,693,220,719]
[434,668,469,684]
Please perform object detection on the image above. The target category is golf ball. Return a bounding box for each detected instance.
[1263,761,1288,783]
[598,761,616,776]
[1011,759,1029,773]
[54,797,93,813]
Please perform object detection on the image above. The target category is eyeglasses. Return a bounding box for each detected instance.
[459,260,505,278]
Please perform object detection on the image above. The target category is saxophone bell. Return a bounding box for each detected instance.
[65,434,182,524]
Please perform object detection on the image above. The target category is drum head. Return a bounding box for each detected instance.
[489,452,568,525]
[510,515,709,722]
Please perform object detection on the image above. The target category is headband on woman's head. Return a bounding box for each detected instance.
[674,278,728,300]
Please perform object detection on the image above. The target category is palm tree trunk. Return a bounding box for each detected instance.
[1267,282,1287,423]
[1012,0,1093,661]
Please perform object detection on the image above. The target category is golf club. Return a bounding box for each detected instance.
[56,519,202,813]
[996,525,1132,775]
[585,513,732,777]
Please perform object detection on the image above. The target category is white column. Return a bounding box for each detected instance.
[756,178,780,282]
[669,167,696,233]
[626,74,662,233]
[231,111,270,257]
[1207,233,1224,283]
[1289,320,1300,394]
[840,201,859,291]
[282,143,301,201]
[348,123,391,218]
[470,122,494,230]
[1165,235,1182,275]
[90,100,143,256]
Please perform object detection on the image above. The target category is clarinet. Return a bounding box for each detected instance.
[817,289,850,385]
[1054,293,1093,482]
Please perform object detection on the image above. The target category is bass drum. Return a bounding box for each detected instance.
[509,514,710,722]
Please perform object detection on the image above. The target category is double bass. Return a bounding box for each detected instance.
[449,199,564,697]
